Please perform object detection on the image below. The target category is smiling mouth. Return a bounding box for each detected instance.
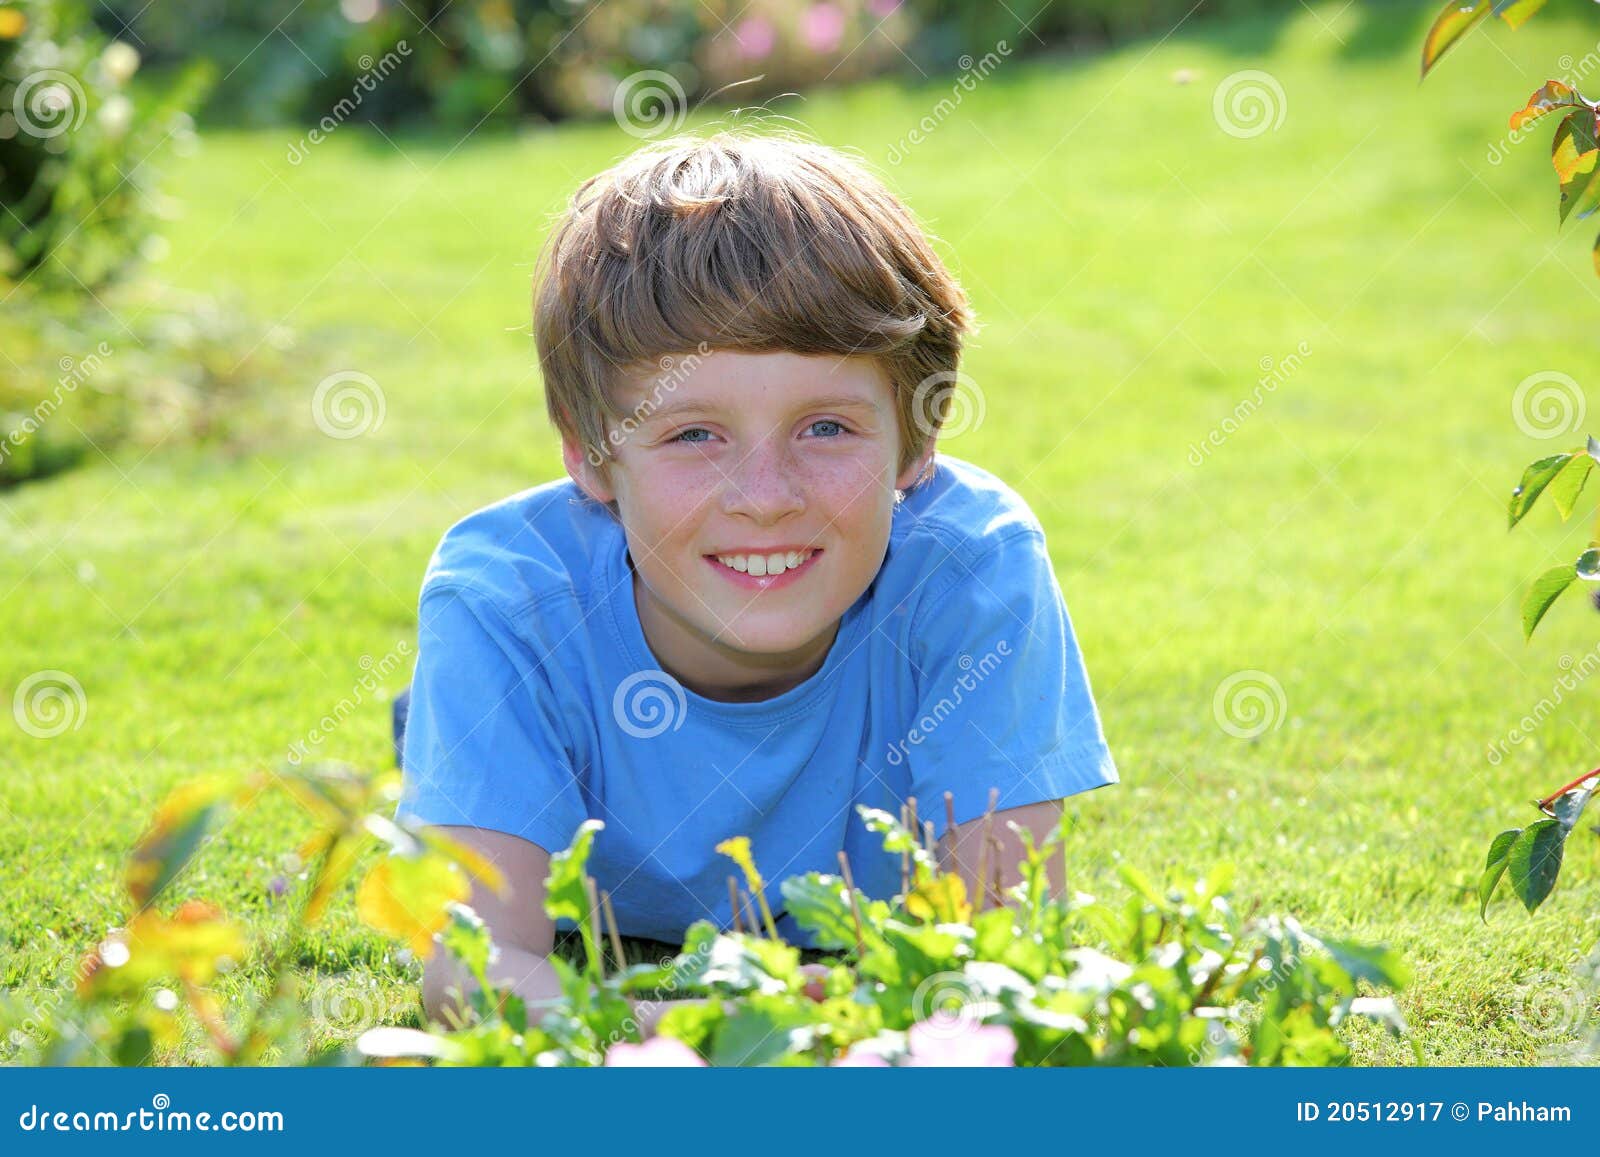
[704,548,822,588]
[708,548,819,577]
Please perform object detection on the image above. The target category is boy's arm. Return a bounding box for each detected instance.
[940,799,1066,904]
[421,824,564,1024]
[418,823,714,1037]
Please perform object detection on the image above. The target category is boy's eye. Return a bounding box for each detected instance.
[669,421,848,444]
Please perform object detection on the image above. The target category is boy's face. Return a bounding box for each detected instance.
[564,350,932,701]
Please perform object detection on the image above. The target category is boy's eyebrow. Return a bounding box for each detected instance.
[642,394,882,422]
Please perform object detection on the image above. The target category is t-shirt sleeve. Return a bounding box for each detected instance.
[905,526,1119,835]
[394,587,588,856]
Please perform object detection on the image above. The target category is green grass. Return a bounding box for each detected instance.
[6,0,1600,1064]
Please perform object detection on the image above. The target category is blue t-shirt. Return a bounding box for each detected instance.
[394,453,1118,946]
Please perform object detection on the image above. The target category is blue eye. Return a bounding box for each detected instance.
[809,419,846,437]
[669,427,713,444]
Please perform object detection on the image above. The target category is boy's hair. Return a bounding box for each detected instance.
[533,130,975,483]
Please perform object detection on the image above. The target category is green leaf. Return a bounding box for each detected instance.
[543,819,603,926]
[779,872,886,952]
[709,999,816,1067]
[1507,819,1565,912]
[1478,828,1520,920]
[438,902,492,984]
[1521,564,1576,639]
[126,778,235,908]
[1318,937,1412,990]
[1421,0,1489,78]
[1546,451,1594,520]
[1552,110,1600,224]
[1550,782,1596,834]
[1492,0,1546,28]
[856,805,936,872]
[1117,862,1168,907]
[1509,453,1571,528]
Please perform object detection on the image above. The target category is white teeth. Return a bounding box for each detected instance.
[713,549,815,577]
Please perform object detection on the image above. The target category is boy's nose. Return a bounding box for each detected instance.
[719,439,805,522]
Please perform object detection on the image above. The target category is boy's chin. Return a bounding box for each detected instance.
[713,616,839,660]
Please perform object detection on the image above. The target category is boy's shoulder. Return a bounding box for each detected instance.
[418,475,614,622]
[891,453,1047,558]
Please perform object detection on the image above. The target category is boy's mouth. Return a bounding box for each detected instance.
[704,547,821,590]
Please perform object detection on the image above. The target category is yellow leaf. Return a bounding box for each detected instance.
[420,827,506,897]
[715,835,764,891]
[1552,116,1599,184]
[126,777,235,907]
[80,904,249,997]
[356,855,469,959]
[1421,0,1489,79]
[905,872,972,925]
[304,832,365,925]
[1510,80,1577,132]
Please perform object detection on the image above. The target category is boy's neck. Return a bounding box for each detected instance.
[630,567,839,703]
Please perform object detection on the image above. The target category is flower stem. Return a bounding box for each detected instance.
[1537,765,1600,814]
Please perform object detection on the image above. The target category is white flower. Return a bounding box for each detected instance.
[100,42,140,86]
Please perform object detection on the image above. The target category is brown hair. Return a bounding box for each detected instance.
[533,129,975,483]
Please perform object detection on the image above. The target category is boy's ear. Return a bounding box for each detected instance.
[562,434,617,505]
[895,440,937,492]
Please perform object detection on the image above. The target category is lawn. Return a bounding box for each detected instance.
[6,0,1600,1064]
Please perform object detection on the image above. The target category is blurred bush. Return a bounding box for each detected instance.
[0,286,291,488]
[0,0,210,290]
[0,2,275,488]
[90,0,1301,132]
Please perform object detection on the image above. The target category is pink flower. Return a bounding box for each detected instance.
[604,1037,707,1067]
[831,1045,891,1067]
[734,16,776,60]
[800,3,846,54]
[903,1022,1018,1067]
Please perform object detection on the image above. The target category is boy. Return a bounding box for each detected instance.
[395,130,1119,1026]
